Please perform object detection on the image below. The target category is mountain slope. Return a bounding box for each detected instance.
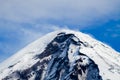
[0,30,120,80]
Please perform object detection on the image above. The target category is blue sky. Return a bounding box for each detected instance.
[0,0,120,63]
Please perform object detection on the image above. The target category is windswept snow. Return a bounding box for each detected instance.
[0,29,120,80]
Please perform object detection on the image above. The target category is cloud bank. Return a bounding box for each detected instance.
[0,0,120,26]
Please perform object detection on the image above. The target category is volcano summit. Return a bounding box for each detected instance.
[0,30,120,80]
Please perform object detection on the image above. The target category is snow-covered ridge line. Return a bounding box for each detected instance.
[0,29,120,80]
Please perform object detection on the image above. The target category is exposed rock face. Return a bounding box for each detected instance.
[3,32,102,80]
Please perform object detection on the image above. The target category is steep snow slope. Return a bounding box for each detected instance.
[0,30,120,80]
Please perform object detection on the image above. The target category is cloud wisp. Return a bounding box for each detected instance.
[0,23,69,63]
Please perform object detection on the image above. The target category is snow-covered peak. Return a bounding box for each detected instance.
[0,29,120,80]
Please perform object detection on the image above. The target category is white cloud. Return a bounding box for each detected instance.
[0,23,67,45]
[18,25,68,43]
[0,24,68,62]
[0,0,120,26]
[0,24,68,50]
